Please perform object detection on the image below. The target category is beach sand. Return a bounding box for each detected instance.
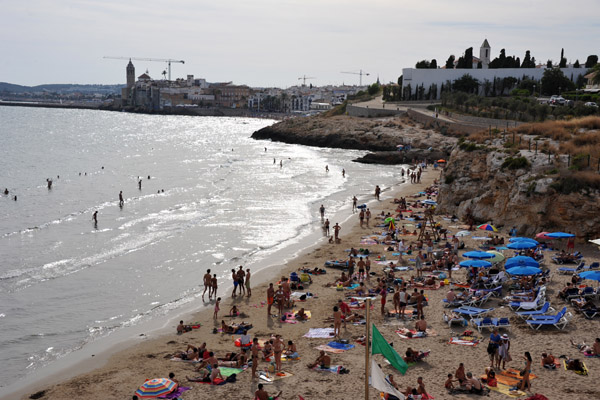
[9,167,600,400]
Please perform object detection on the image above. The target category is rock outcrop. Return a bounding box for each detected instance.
[251,115,456,163]
[437,143,600,239]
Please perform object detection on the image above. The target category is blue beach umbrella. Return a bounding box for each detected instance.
[579,271,600,282]
[505,256,539,269]
[507,241,537,250]
[509,237,539,245]
[459,259,492,268]
[546,232,575,238]
[506,266,542,276]
[463,251,494,259]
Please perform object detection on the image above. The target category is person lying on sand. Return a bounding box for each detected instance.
[171,345,199,361]
[307,350,331,369]
[566,358,586,373]
[186,368,211,383]
[218,349,247,367]
[571,338,600,355]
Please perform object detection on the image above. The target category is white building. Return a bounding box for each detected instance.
[402,40,586,99]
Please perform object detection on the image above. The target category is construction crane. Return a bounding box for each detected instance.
[341,69,370,86]
[103,56,185,80]
[298,75,316,86]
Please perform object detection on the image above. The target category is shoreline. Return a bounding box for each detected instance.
[1,171,411,400]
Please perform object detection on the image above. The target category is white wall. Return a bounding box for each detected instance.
[402,67,586,99]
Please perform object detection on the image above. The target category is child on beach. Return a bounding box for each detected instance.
[214,297,221,319]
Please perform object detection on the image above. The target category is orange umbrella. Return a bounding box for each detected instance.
[437,159,446,163]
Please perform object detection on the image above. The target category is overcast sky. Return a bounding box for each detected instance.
[1,0,599,87]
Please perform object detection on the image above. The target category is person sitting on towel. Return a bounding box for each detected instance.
[415,316,427,335]
[307,350,331,369]
[255,383,282,400]
[541,353,556,369]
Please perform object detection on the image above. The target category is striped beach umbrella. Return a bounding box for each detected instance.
[135,378,177,398]
[477,224,498,232]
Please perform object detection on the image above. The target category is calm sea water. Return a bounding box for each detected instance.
[0,106,404,388]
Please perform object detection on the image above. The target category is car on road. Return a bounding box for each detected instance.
[584,101,598,108]
[550,95,566,105]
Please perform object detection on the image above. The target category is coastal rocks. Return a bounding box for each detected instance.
[437,147,600,238]
[354,150,448,165]
[251,115,457,164]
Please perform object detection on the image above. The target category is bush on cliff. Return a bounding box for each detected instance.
[550,171,600,194]
[501,156,530,170]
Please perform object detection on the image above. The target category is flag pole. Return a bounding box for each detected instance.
[365,298,370,400]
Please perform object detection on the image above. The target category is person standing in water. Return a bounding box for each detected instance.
[119,191,124,207]
[325,165,329,172]
[92,211,98,224]
[324,219,330,236]
[138,179,142,190]
[352,196,357,212]
[342,169,345,177]
[319,204,325,221]
[280,160,283,168]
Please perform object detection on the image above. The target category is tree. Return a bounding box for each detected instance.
[477,61,482,69]
[452,74,479,94]
[415,60,431,69]
[456,47,473,69]
[521,50,536,68]
[559,48,567,68]
[489,49,507,69]
[430,59,437,69]
[584,55,598,68]
[540,68,575,95]
[368,82,381,96]
[546,60,553,68]
[445,55,455,69]
[574,59,580,68]
[483,79,492,96]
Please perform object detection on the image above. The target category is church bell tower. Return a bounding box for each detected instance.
[126,59,135,89]
[480,39,491,69]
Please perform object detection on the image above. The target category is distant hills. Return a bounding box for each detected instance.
[0,82,124,94]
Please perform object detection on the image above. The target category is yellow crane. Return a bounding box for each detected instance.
[104,56,185,80]
[341,69,370,86]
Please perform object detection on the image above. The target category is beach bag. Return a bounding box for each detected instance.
[487,343,496,355]
[225,374,237,383]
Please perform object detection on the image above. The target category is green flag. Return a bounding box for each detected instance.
[371,324,408,374]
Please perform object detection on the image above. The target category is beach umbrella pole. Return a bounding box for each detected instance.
[365,298,371,400]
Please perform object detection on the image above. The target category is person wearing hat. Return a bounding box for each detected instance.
[498,334,511,369]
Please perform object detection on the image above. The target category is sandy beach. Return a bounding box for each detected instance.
[7,166,600,400]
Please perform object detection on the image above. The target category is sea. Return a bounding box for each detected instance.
[0,106,406,391]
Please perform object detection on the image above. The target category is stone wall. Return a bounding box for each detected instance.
[346,104,405,118]
[406,109,484,135]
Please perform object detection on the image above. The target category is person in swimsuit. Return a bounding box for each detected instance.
[273,334,284,372]
[211,274,218,298]
[213,297,221,319]
[267,283,275,316]
[202,269,212,301]
[245,268,251,297]
[518,351,532,391]
[251,337,260,378]
[231,269,238,297]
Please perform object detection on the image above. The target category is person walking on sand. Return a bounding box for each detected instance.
[352,196,357,212]
[119,191,124,206]
[366,208,371,227]
[324,218,330,236]
[202,269,212,301]
[213,297,221,319]
[359,208,365,228]
[267,283,275,317]
[333,223,341,243]
[333,306,342,338]
[319,204,325,221]
[211,274,218,299]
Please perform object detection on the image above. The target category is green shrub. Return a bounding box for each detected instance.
[445,175,455,184]
[501,156,530,170]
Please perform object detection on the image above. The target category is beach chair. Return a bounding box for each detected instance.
[509,292,545,311]
[472,317,495,332]
[453,306,494,319]
[525,307,571,330]
[493,317,511,330]
[484,272,506,289]
[581,287,596,299]
[516,302,555,320]
[557,261,585,275]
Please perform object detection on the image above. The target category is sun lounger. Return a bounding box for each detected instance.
[516,302,554,319]
[580,287,597,299]
[494,317,511,330]
[525,307,571,330]
[452,306,494,319]
[557,261,585,275]
[472,317,495,332]
[509,292,545,311]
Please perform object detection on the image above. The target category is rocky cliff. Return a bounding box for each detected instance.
[251,115,456,163]
[437,143,600,239]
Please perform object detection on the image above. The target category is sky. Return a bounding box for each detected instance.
[1,0,599,88]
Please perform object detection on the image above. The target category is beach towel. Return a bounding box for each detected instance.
[327,341,355,350]
[303,328,335,338]
[291,310,312,320]
[281,354,300,361]
[488,369,538,386]
[219,367,244,377]
[584,352,600,358]
[395,328,436,339]
[360,238,379,245]
[563,360,588,375]
[314,345,348,354]
[197,378,226,385]
[312,365,343,374]
[158,387,191,399]
[488,383,527,398]
[448,337,481,346]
